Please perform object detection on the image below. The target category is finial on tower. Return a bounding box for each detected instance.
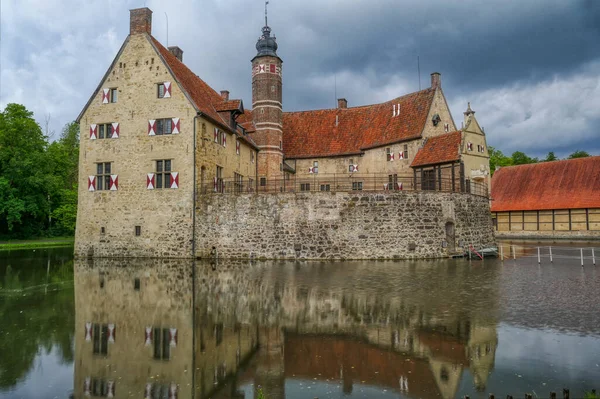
[265,1,269,27]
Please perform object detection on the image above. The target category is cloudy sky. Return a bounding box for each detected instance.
[1,0,599,158]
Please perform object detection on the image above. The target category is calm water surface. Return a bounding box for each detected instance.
[0,243,599,399]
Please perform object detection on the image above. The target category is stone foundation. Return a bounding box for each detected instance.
[196,191,494,260]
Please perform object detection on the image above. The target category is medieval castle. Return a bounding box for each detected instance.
[74,7,493,259]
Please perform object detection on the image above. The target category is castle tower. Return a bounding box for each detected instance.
[251,4,283,188]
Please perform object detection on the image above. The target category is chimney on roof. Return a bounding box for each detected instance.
[220,90,230,101]
[130,8,153,35]
[168,46,183,62]
[430,72,441,89]
[337,98,348,109]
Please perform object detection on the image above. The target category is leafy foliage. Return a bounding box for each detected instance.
[568,150,590,159]
[489,146,596,176]
[0,104,79,238]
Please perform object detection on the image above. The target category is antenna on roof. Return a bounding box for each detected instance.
[165,12,169,46]
[417,55,421,91]
[265,1,269,26]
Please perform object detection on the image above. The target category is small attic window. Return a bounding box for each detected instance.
[432,114,441,126]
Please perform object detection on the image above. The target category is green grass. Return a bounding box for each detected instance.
[0,237,74,251]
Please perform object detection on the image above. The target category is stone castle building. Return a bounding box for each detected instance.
[75,7,493,258]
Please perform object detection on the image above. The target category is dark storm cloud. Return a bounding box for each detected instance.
[1,0,598,157]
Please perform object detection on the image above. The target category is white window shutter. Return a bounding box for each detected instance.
[223,133,226,147]
[170,172,179,189]
[172,118,180,134]
[110,175,118,191]
[90,124,97,140]
[147,173,155,190]
[236,140,240,155]
[111,122,119,138]
[148,120,156,136]
[102,89,109,104]
[214,128,218,143]
[213,177,217,192]
[169,328,177,347]
[145,327,152,346]
[88,176,96,191]
[163,82,171,98]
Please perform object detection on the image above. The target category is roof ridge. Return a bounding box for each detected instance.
[498,155,600,170]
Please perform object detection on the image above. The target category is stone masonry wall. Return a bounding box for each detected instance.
[196,191,495,260]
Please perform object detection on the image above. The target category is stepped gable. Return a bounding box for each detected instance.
[282,88,435,158]
[411,130,462,167]
[491,156,600,212]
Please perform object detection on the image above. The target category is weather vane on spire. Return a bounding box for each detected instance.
[265,1,269,26]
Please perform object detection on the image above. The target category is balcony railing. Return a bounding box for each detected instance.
[199,173,489,198]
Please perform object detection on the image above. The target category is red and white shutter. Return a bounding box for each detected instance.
[213,177,217,192]
[398,152,404,160]
[145,384,152,398]
[108,324,116,342]
[222,133,226,147]
[308,167,314,174]
[147,173,155,190]
[107,380,115,398]
[444,123,449,132]
[383,183,389,190]
[102,89,110,104]
[171,118,180,134]
[163,82,171,98]
[90,124,97,140]
[467,142,473,151]
[236,140,240,155]
[84,377,91,396]
[214,128,218,142]
[350,164,358,173]
[145,327,153,346]
[168,384,178,399]
[88,176,96,192]
[170,172,179,189]
[110,175,118,191]
[169,328,178,347]
[390,153,395,161]
[397,182,403,190]
[85,322,92,341]
[111,122,119,138]
[148,120,156,136]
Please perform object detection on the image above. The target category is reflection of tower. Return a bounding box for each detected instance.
[468,324,498,391]
[251,3,284,186]
[254,327,285,399]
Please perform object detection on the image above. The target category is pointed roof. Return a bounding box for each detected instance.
[411,130,462,167]
[490,156,600,211]
[282,88,436,158]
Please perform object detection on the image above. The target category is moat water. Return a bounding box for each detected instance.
[0,244,599,399]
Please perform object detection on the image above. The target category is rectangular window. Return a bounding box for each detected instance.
[423,170,436,191]
[97,123,114,140]
[388,174,398,191]
[157,83,166,98]
[155,159,172,189]
[313,161,319,174]
[110,88,117,103]
[135,226,141,236]
[386,147,393,161]
[352,182,363,191]
[216,166,224,193]
[320,184,330,192]
[260,177,266,187]
[403,144,408,159]
[91,378,112,397]
[92,324,108,355]
[152,327,171,360]
[154,118,173,135]
[96,162,112,191]
[300,183,310,192]
[234,173,243,193]
[248,178,254,192]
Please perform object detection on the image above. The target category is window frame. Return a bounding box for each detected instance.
[154,118,173,136]
[97,123,114,140]
[157,83,166,99]
[300,183,310,192]
[313,161,319,174]
[109,88,117,103]
[403,144,408,159]
[320,184,330,192]
[96,162,112,191]
[155,159,172,189]
[352,181,363,191]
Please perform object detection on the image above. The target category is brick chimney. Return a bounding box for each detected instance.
[430,72,441,89]
[130,8,152,35]
[337,98,348,109]
[168,46,183,62]
[220,90,230,101]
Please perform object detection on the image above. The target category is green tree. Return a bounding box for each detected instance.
[567,150,590,159]
[543,152,558,162]
[488,146,513,175]
[511,151,538,165]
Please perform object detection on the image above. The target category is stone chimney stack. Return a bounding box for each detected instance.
[220,90,230,101]
[337,98,348,109]
[168,46,183,62]
[130,8,153,35]
[430,72,441,89]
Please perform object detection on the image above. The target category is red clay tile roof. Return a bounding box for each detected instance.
[282,88,436,158]
[491,156,600,212]
[411,130,462,167]
[215,100,242,112]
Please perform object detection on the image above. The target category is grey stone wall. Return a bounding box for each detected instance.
[196,191,495,260]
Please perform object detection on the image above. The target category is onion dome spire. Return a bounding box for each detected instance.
[255,1,279,58]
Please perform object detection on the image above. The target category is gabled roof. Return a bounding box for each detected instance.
[411,130,462,167]
[215,100,243,113]
[491,156,600,212]
[282,88,436,158]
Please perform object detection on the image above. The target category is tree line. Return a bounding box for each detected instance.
[489,147,592,175]
[0,104,79,239]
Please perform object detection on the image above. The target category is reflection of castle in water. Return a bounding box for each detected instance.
[74,259,499,398]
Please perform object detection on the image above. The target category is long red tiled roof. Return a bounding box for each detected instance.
[491,156,600,212]
[282,88,436,158]
[411,130,462,167]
